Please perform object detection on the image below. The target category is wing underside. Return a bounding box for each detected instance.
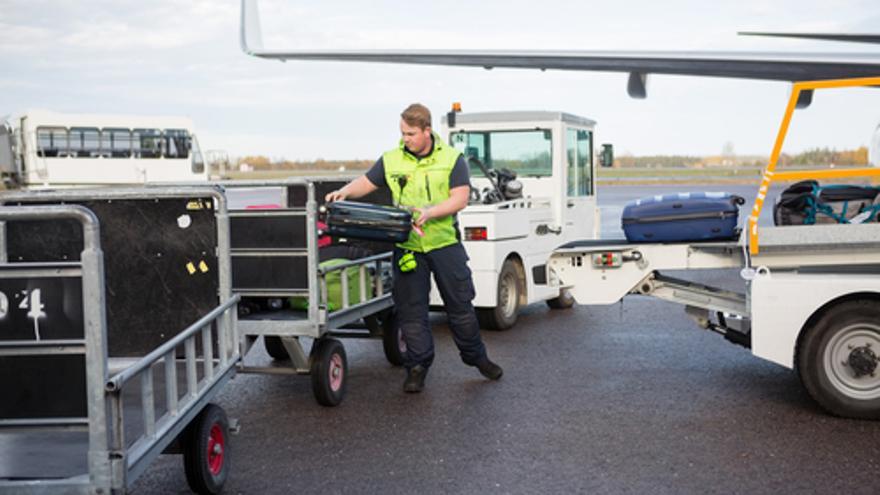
[239,0,880,104]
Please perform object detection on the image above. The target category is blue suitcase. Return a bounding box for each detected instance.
[621,192,744,242]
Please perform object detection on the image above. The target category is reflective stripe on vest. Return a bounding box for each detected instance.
[383,133,461,253]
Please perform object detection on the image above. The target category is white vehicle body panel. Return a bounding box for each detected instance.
[430,111,599,309]
[549,223,880,369]
[750,270,880,368]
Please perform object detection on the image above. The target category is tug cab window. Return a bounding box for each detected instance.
[566,128,593,196]
[451,129,553,177]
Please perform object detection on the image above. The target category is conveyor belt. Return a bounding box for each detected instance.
[556,223,880,271]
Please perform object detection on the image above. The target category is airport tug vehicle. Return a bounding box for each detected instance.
[546,77,880,419]
[433,108,608,330]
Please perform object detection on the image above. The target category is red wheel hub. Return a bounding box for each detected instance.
[207,423,225,475]
[329,353,344,391]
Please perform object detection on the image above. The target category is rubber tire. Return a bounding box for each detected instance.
[797,299,880,419]
[310,338,348,407]
[264,336,289,360]
[477,259,521,331]
[378,309,406,367]
[546,288,576,310]
[183,404,230,495]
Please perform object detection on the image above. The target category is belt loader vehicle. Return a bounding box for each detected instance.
[546,77,880,419]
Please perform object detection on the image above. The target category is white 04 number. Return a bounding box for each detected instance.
[0,289,45,319]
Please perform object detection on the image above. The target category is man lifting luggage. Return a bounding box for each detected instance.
[325,103,503,393]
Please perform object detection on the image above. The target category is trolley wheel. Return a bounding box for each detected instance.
[797,299,880,419]
[263,336,289,360]
[378,309,406,367]
[310,338,348,407]
[477,259,521,331]
[183,403,230,495]
[546,288,576,310]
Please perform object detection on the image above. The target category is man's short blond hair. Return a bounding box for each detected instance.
[401,103,432,130]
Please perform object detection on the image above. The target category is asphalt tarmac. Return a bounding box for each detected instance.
[131,268,880,494]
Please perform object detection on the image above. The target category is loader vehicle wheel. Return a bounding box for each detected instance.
[264,336,289,360]
[477,259,521,331]
[797,299,880,419]
[546,288,575,310]
[183,404,230,495]
[310,338,347,407]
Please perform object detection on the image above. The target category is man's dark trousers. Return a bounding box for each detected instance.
[392,243,487,369]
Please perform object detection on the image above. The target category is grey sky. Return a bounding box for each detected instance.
[1,0,878,160]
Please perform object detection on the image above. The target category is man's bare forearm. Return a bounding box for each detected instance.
[413,186,470,227]
[325,175,378,202]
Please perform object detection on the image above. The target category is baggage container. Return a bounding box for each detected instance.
[622,192,744,242]
[325,200,412,243]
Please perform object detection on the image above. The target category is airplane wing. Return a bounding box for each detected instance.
[239,0,880,105]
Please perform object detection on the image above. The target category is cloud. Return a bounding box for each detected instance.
[2,0,877,161]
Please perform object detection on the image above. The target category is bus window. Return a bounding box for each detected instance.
[36,127,67,157]
[164,129,190,159]
[191,134,205,174]
[69,127,101,158]
[103,128,132,158]
[133,128,162,158]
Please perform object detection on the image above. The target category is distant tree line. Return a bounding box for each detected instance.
[233,145,868,171]
[777,147,868,167]
[613,146,868,168]
[235,155,373,171]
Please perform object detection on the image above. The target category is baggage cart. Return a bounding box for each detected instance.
[222,179,398,406]
[0,187,240,493]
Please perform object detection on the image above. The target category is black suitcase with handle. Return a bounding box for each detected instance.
[324,200,412,243]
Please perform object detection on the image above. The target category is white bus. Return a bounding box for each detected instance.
[0,110,209,188]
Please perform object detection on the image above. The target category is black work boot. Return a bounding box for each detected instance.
[403,365,428,393]
[475,358,503,380]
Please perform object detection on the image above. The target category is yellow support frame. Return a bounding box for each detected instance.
[748,76,880,255]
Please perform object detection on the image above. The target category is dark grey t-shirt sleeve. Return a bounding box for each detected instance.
[365,157,387,188]
[449,155,470,189]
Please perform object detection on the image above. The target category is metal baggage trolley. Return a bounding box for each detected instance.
[223,178,399,406]
[0,188,239,494]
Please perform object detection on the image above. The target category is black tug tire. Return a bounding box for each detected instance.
[546,288,576,310]
[477,259,521,331]
[797,299,880,419]
[183,404,230,495]
[310,338,348,407]
[264,336,289,360]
